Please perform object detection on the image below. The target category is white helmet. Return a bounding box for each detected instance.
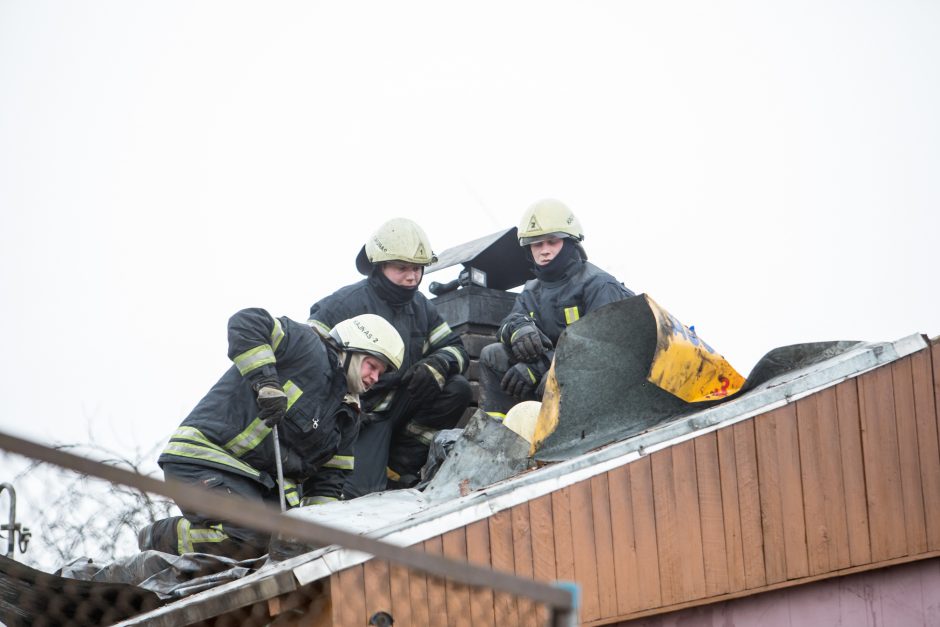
[329,314,405,371]
[517,199,585,246]
[355,218,438,275]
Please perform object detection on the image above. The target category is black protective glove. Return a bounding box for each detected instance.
[401,354,448,405]
[252,376,288,427]
[509,323,552,363]
[501,362,539,398]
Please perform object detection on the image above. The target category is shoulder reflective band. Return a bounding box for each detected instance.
[301,495,338,506]
[563,307,581,325]
[439,345,466,372]
[404,421,438,446]
[307,319,331,338]
[323,454,354,470]
[270,318,285,351]
[176,518,229,555]
[428,322,452,347]
[233,344,276,376]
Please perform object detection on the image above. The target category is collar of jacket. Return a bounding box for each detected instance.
[532,239,584,283]
[368,267,419,306]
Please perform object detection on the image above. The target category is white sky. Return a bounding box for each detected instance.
[1,2,939,567]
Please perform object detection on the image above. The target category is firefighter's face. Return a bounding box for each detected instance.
[529,237,564,266]
[359,355,388,390]
[382,262,424,287]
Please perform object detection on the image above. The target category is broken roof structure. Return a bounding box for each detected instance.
[112,328,940,626]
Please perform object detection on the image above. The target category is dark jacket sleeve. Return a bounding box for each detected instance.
[307,291,350,338]
[227,308,291,386]
[583,280,635,315]
[422,302,469,376]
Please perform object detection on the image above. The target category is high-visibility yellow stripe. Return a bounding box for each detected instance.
[323,455,354,470]
[233,344,276,376]
[404,421,437,446]
[486,412,506,421]
[224,418,271,458]
[177,519,228,555]
[283,481,301,507]
[429,322,452,347]
[307,319,332,338]
[440,346,465,373]
[270,318,285,352]
[162,441,262,478]
[563,306,580,325]
[301,495,338,506]
[171,426,230,455]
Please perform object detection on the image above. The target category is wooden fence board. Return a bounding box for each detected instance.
[835,378,872,566]
[911,347,940,551]
[673,440,707,600]
[652,447,686,605]
[511,503,537,627]
[407,556,430,627]
[388,564,412,627]
[335,566,366,627]
[733,420,766,588]
[551,487,576,584]
[776,403,809,580]
[716,427,747,593]
[591,473,619,618]
[891,358,929,554]
[608,464,641,614]
[755,410,787,584]
[630,456,663,608]
[570,479,601,621]
[423,536,448,626]
[465,519,496,627]
[362,559,392,624]
[695,432,730,596]
[489,509,519,625]
[858,366,908,561]
[442,528,473,627]
[528,494,556,627]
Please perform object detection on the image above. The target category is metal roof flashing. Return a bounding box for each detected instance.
[118,333,928,625]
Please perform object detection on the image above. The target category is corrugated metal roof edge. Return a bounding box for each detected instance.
[118,333,928,625]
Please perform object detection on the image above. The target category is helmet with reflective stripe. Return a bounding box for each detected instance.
[355,218,438,275]
[517,199,584,246]
[329,314,405,371]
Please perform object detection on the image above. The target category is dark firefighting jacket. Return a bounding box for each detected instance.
[308,278,468,414]
[498,260,635,379]
[158,308,358,506]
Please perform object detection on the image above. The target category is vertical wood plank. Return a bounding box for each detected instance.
[652,447,685,605]
[465,519,496,627]
[695,432,730,596]
[911,347,940,550]
[489,509,519,625]
[734,420,767,588]
[858,366,908,561]
[775,403,809,580]
[529,495,556,627]
[363,559,392,623]
[891,357,929,554]
[590,473,619,618]
[551,487,576,584]
[799,387,852,575]
[407,558,431,627]
[388,564,412,627]
[672,439,707,600]
[608,464,641,614]
[630,455,663,608]
[336,567,366,627]
[424,536,448,626]
[754,410,787,584]
[510,503,537,627]
[835,378,872,565]
[716,426,747,593]
[442,528,473,627]
[569,479,600,621]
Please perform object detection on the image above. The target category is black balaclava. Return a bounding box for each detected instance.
[368,265,420,305]
[530,238,585,283]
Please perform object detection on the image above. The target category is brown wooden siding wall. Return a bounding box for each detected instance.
[320,342,940,626]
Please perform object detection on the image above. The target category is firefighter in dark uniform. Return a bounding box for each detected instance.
[308,218,472,497]
[479,199,635,418]
[137,310,405,559]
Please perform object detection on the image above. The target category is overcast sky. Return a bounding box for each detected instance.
[2,1,939,567]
